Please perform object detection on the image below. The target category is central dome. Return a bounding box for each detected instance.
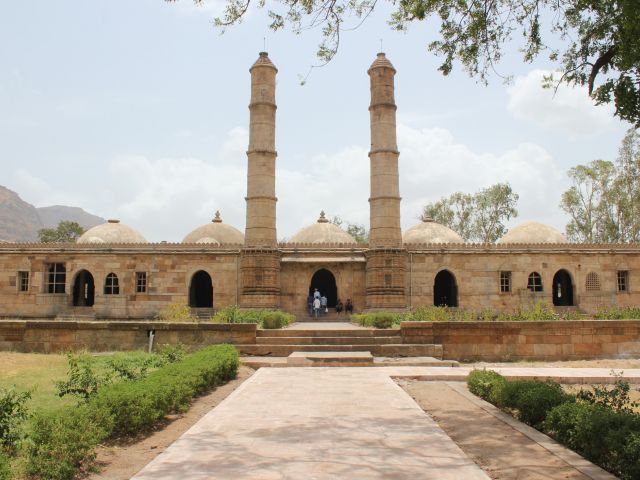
[403,217,464,244]
[288,211,357,244]
[77,219,147,244]
[497,221,567,244]
[182,211,244,245]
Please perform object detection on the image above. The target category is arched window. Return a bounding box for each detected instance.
[104,273,119,295]
[585,272,601,291]
[527,272,543,292]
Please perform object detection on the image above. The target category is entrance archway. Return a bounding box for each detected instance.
[72,270,95,307]
[309,269,337,307]
[189,270,213,308]
[434,270,458,307]
[552,269,574,306]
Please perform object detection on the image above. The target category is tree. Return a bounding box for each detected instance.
[560,128,640,242]
[37,221,85,243]
[175,0,640,125]
[330,216,369,243]
[422,183,519,243]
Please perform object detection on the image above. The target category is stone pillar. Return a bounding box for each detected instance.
[366,53,406,309]
[241,52,280,308]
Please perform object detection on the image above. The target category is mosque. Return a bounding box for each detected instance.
[1,52,639,320]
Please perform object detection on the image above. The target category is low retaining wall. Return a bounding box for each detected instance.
[0,320,257,353]
[401,320,640,361]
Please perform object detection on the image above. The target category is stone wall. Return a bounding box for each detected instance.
[0,320,256,353]
[401,320,640,361]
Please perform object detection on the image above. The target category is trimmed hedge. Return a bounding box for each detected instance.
[466,369,506,404]
[26,345,239,480]
[0,453,11,480]
[212,306,293,329]
[493,380,572,427]
[351,312,399,329]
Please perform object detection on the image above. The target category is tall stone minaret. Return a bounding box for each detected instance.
[240,52,281,308]
[366,53,406,309]
[245,51,278,247]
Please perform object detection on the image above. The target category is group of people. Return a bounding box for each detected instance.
[307,289,353,318]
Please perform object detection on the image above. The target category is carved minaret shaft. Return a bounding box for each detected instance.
[368,52,402,248]
[240,52,280,308]
[245,51,278,247]
[366,53,406,309]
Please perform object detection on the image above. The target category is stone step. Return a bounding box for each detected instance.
[240,356,459,368]
[257,329,399,338]
[238,343,443,358]
[287,351,374,367]
[256,336,401,346]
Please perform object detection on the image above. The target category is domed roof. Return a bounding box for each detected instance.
[182,211,244,245]
[403,217,464,244]
[288,211,357,244]
[497,221,567,244]
[77,219,146,244]
[368,52,396,72]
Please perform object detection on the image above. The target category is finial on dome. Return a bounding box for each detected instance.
[107,219,120,224]
[317,211,329,223]
[422,216,434,223]
[212,211,222,223]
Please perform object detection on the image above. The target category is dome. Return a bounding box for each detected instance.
[368,52,396,72]
[77,219,146,244]
[403,217,464,244]
[497,221,567,244]
[288,211,357,244]
[182,211,244,245]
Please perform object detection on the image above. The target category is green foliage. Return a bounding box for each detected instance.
[351,312,399,329]
[26,345,239,480]
[329,216,369,243]
[156,302,197,322]
[546,402,640,480]
[466,369,506,403]
[157,344,188,363]
[577,375,640,414]
[55,353,110,401]
[594,306,640,320]
[25,404,111,480]
[422,183,518,243]
[0,387,31,454]
[211,305,293,329]
[561,129,640,242]
[37,221,85,243]
[0,452,11,480]
[494,380,572,428]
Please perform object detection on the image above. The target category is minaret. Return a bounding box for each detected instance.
[368,52,402,248]
[245,51,278,246]
[240,52,280,308]
[365,53,406,309]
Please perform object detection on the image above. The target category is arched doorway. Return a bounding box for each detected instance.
[72,270,95,307]
[434,270,458,307]
[189,270,213,308]
[309,269,337,307]
[552,269,574,306]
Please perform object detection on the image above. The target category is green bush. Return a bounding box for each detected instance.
[55,353,110,401]
[261,311,294,329]
[494,380,572,427]
[577,377,640,413]
[594,306,640,320]
[466,369,506,402]
[156,302,196,322]
[211,306,292,329]
[25,404,111,480]
[0,387,31,454]
[351,312,400,328]
[546,402,640,480]
[0,452,11,480]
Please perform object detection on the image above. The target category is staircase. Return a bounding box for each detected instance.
[237,327,443,358]
[291,310,352,323]
[191,308,215,321]
[55,307,96,321]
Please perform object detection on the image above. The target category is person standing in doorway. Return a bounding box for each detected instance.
[320,294,327,315]
[313,296,321,318]
[313,288,320,301]
[336,299,343,315]
[345,298,353,315]
[307,293,314,317]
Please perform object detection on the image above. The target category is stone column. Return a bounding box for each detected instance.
[241,52,280,308]
[365,53,406,309]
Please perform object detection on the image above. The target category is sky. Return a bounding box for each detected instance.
[0,0,632,242]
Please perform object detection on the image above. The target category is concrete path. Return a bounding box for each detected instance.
[284,321,367,330]
[132,367,490,480]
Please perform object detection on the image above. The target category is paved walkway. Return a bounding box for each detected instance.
[132,367,490,480]
[284,321,367,330]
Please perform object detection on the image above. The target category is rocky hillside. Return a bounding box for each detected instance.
[0,186,105,242]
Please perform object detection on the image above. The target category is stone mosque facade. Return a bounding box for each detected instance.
[1,52,640,320]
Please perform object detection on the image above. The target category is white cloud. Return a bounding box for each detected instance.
[10,169,82,207]
[507,69,615,136]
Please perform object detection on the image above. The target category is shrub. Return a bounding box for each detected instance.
[466,369,506,402]
[494,380,571,427]
[55,353,111,401]
[158,343,188,363]
[212,306,292,329]
[546,402,640,480]
[0,387,30,454]
[0,452,11,480]
[156,302,196,322]
[261,312,294,329]
[25,404,111,480]
[594,306,640,320]
[577,376,640,414]
[351,312,400,328]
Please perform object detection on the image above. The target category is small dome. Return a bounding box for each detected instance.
[497,221,567,244]
[368,52,396,72]
[77,219,146,244]
[250,51,277,72]
[182,211,244,245]
[403,217,464,244]
[288,211,357,244]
